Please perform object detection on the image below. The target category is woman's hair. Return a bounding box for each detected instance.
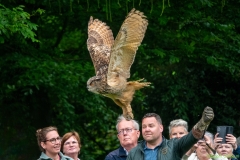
[61,131,81,153]
[168,119,188,134]
[116,115,140,130]
[36,126,58,152]
[216,143,234,153]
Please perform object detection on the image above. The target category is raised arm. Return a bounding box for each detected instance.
[176,106,214,157]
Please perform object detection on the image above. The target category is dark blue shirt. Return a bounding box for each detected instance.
[105,146,127,160]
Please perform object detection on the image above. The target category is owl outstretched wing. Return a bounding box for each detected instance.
[107,8,148,86]
[87,16,114,76]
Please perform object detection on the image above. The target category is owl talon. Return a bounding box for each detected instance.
[124,112,134,120]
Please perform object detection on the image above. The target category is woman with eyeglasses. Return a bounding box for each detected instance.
[61,131,81,160]
[36,126,73,160]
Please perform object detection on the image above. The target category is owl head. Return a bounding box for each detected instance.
[87,76,103,94]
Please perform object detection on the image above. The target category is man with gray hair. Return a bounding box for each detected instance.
[105,115,140,160]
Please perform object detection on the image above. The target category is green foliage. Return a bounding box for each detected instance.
[0,0,240,159]
[0,4,44,43]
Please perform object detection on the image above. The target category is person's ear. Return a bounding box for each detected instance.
[117,134,120,140]
[159,124,163,132]
[41,142,46,150]
[137,130,140,138]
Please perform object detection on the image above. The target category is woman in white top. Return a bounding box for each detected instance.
[187,131,215,160]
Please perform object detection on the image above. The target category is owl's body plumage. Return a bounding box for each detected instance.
[87,8,150,119]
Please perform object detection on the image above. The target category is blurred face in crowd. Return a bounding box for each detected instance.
[41,131,61,156]
[63,136,80,156]
[196,140,208,155]
[169,126,188,139]
[117,120,140,150]
[142,117,163,144]
[216,144,233,158]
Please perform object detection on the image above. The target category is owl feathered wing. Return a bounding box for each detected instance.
[87,16,114,76]
[107,8,148,86]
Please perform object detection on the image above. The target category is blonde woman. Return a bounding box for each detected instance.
[36,126,73,160]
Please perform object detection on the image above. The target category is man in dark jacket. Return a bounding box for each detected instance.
[105,115,140,160]
[127,106,214,160]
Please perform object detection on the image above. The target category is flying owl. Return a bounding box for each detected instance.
[87,8,150,119]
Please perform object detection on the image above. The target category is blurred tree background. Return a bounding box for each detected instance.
[0,0,240,159]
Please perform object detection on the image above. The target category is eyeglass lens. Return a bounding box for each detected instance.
[45,137,61,144]
[118,128,135,134]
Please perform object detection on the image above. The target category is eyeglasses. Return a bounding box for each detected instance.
[64,141,78,146]
[118,128,137,135]
[44,137,61,144]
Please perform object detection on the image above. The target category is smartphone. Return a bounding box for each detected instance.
[217,126,234,143]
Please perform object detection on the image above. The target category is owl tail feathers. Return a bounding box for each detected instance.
[127,78,151,90]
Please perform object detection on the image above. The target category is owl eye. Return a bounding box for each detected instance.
[90,81,94,86]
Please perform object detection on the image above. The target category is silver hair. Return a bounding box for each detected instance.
[168,119,188,134]
[116,115,139,131]
[205,131,214,145]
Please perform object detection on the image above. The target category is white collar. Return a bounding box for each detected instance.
[123,147,128,155]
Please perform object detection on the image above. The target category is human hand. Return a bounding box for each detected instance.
[185,143,198,156]
[192,143,198,151]
[226,134,237,150]
[214,133,223,149]
[203,135,211,146]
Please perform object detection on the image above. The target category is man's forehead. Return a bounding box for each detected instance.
[142,122,155,125]
[142,120,158,126]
